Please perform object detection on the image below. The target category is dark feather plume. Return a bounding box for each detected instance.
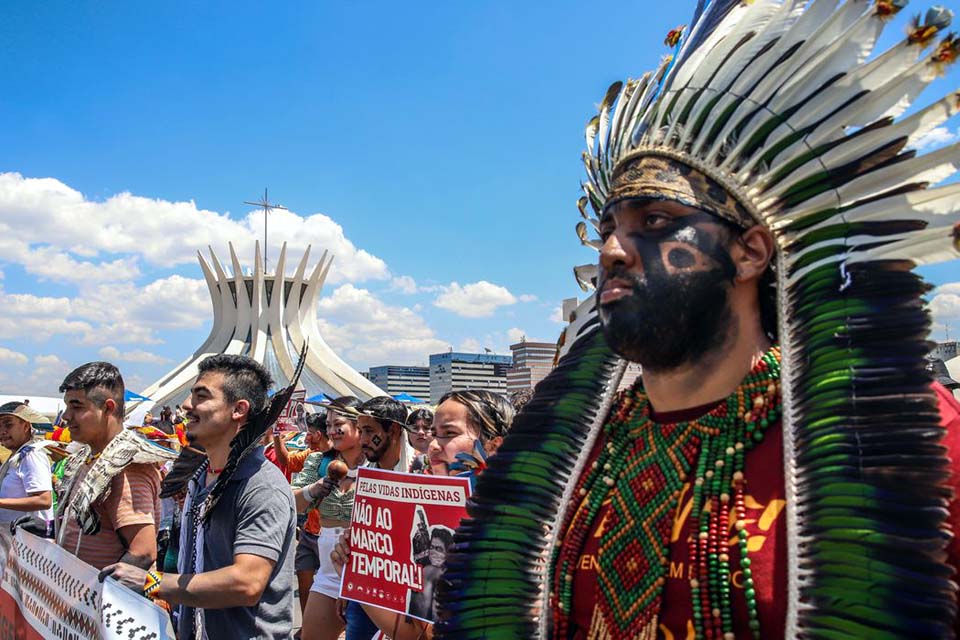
[159,446,207,499]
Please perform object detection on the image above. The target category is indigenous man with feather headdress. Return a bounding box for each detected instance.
[436,2,960,639]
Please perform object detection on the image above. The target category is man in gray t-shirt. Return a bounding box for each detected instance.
[177,448,296,638]
[100,355,297,640]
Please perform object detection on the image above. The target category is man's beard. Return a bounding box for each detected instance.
[599,266,734,372]
[363,436,390,463]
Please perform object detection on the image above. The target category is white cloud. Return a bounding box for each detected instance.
[507,327,527,343]
[458,338,483,352]
[0,316,94,341]
[317,284,448,367]
[914,126,959,152]
[433,281,518,318]
[390,275,418,294]
[0,347,28,366]
[74,275,211,332]
[0,272,210,346]
[0,236,139,285]
[518,294,538,303]
[0,172,389,285]
[22,354,72,395]
[930,282,960,338]
[99,346,172,364]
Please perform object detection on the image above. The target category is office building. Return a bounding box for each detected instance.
[506,339,556,394]
[429,352,512,404]
[368,365,430,401]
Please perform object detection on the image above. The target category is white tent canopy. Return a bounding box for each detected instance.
[0,395,64,422]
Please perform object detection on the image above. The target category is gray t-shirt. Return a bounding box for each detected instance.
[178,448,296,640]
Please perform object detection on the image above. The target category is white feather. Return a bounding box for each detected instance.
[631,56,675,149]
[757,93,960,198]
[671,1,780,150]
[762,141,960,216]
[611,75,649,163]
[665,2,754,94]
[597,82,623,162]
[804,56,940,150]
[780,184,960,243]
[584,114,600,157]
[735,12,884,177]
[844,222,960,266]
[604,80,636,173]
[718,0,867,173]
[701,0,814,163]
[689,0,792,157]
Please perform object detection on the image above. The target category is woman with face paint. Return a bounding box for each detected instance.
[329,389,514,640]
[295,396,367,640]
[426,390,513,484]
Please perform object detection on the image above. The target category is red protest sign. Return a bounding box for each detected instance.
[276,389,306,431]
[339,467,471,622]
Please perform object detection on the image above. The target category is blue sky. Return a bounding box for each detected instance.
[1,1,959,395]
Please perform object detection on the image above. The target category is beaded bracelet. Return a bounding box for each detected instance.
[143,570,162,597]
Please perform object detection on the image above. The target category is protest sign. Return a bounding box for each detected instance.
[276,389,307,431]
[0,530,174,639]
[339,468,471,622]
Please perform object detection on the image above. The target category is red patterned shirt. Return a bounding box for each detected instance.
[566,384,960,639]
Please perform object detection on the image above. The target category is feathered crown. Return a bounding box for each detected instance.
[577,2,959,269]
[436,2,960,639]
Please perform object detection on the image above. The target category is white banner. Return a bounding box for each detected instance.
[0,530,174,640]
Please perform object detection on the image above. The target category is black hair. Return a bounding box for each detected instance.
[430,527,455,550]
[438,389,514,443]
[197,354,273,415]
[509,389,534,412]
[406,407,434,426]
[306,408,328,430]
[360,396,408,431]
[59,361,125,418]
[332,396,362,409]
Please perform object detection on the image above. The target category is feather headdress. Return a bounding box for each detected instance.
[437,1,960,638]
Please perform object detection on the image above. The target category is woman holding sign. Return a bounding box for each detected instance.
[330,389,513,640]
[296,396,367,640]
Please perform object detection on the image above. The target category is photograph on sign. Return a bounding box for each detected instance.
[338,467,470,622]
[276,388,307,431]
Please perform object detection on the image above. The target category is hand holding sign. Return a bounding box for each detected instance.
[338,468,470,623]
[331,529,350,577]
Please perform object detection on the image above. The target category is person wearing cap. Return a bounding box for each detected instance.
[357,396,413,474]
[0,402,54,527]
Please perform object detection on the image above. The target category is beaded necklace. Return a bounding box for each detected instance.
[552,346,781,639]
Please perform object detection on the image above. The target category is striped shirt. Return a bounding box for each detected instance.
[59,462,161,570]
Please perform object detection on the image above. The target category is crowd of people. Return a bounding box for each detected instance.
[0,356,517,640]
[4,2,960,637]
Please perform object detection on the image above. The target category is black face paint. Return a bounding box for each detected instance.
[599,212,737,371]
[363,429,391,462]
[667,248,695,269]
